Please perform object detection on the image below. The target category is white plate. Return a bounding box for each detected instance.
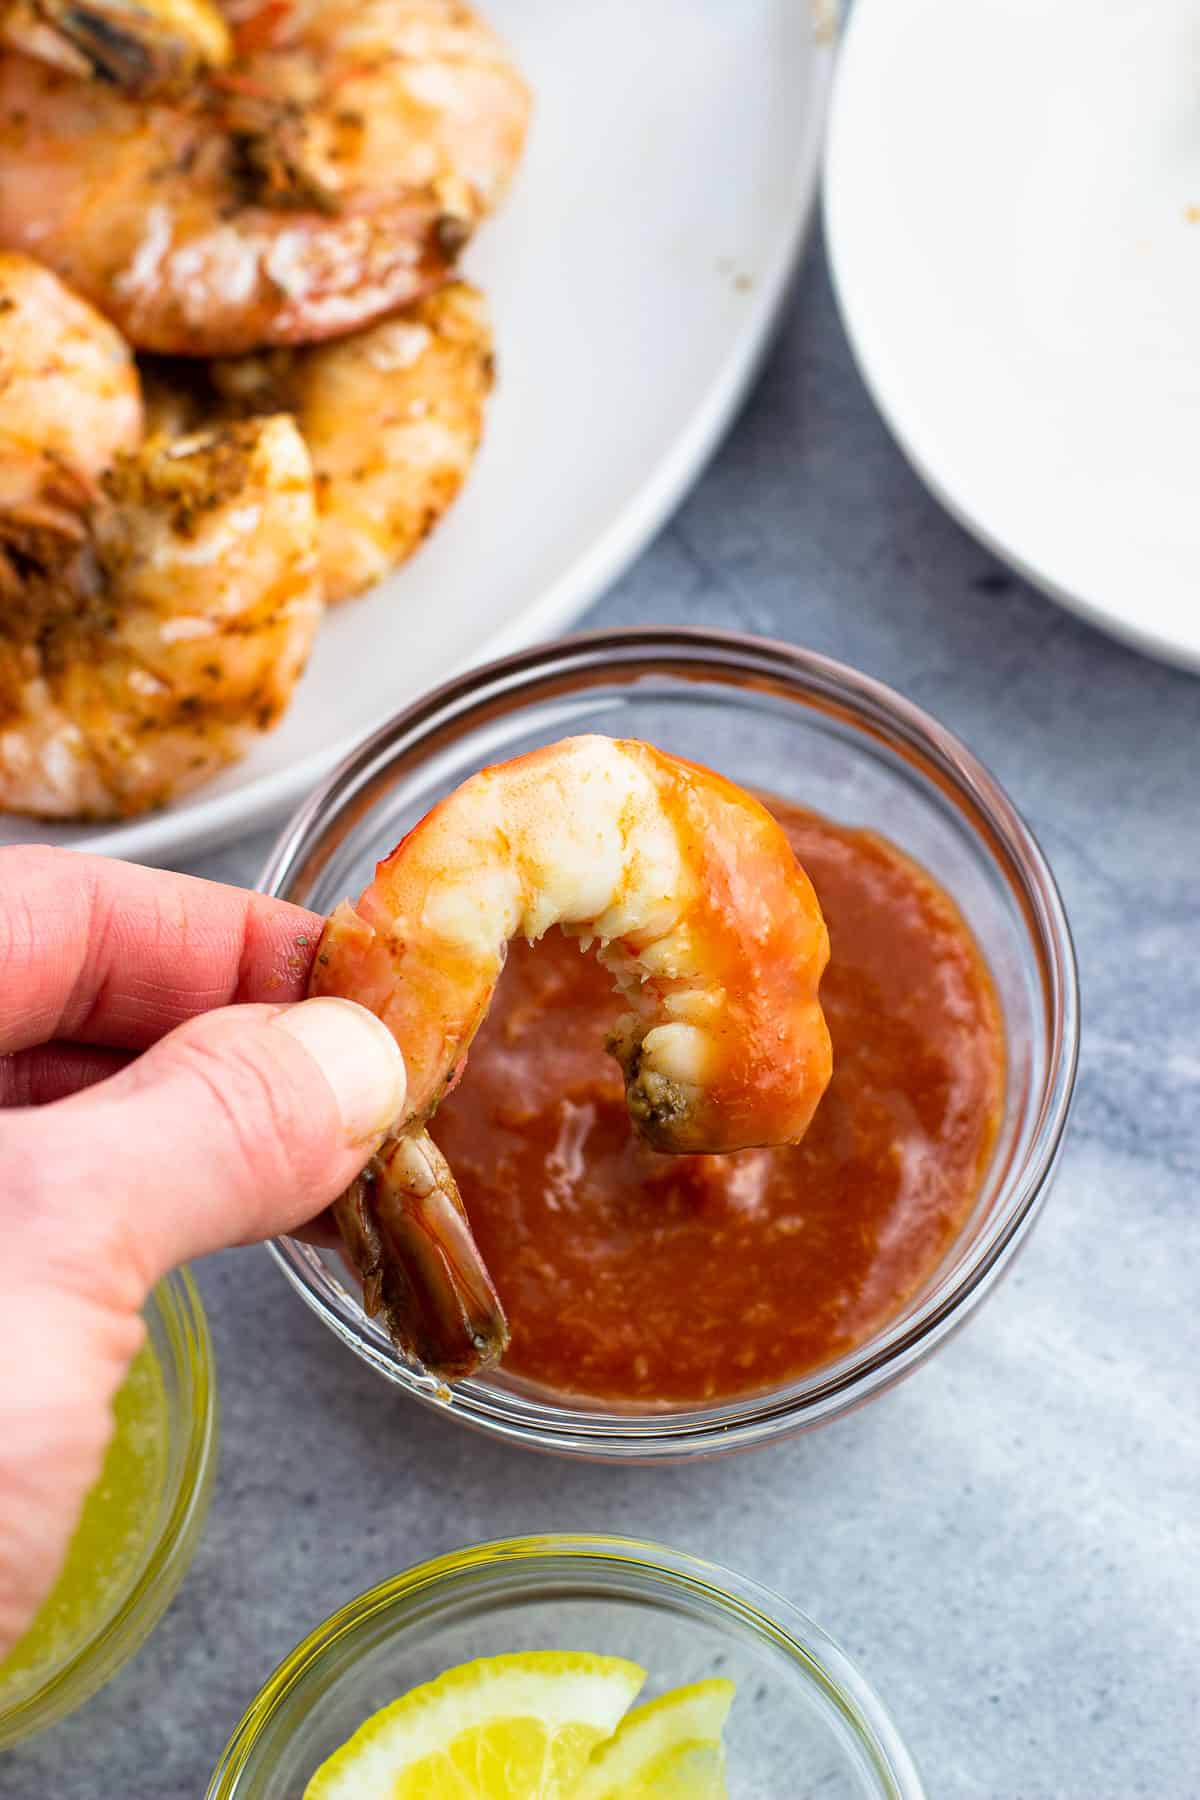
[824,0,1200,671]
[5,0,835,863]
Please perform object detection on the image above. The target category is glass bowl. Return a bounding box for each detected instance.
[260,627,1078,1461]
[0,1268,218,1748]
[206,1534,924,1798]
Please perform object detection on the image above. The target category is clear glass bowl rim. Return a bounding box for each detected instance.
[0,1266,218,1748]
[205,1532,926,1799]
[262,626,1079,1459]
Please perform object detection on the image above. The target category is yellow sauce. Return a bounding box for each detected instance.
[0,1340,168,1705]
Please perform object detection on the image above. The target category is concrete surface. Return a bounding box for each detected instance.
[5,228,1198,1799]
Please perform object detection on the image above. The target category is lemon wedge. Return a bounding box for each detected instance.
[302,1650,647,1800]
[572,1678,735,1799]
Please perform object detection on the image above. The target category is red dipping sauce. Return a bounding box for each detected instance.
[434,801,1004,1404]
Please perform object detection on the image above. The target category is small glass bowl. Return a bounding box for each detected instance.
[0,1268,218,1748]
[261,628,1078,1461]
[206,1534,924,1798]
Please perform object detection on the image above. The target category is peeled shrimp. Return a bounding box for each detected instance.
[0,0,231,93]
[309,736,833,1378]
[143,282,493,601]
[1,414,322,816]
[221,0,530,221]
[0,251,322,817]
[0,0,529,354]
[0,250,142,558]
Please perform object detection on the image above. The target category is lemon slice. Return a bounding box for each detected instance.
[572,1678,735,1798]
[303,1650,646,1800]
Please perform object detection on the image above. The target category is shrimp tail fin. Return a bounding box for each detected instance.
[335,1130,509,1382]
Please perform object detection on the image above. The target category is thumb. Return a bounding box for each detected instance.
[8,998,406,1298]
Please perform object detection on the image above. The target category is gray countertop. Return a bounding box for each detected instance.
[6,230,1199,1800]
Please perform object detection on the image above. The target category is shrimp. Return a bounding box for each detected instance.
[0,250,322,817]
[0,416,322,816]
[0,0,231,93]
[142,281,493,601]
[0,0,530,354]
[308,735,834,1379]
[220,0,530,221]
[0,250,142,558]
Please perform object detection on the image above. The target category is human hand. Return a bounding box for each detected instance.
[0,846,406,1660]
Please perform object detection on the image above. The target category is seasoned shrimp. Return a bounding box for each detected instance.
[0,415,322,816]
[0,250,142,560]
[0,251,322,816]
[0,0,529,354]
[143,282,493,600]
[0,0,231,92]
[220,0,530,221]
[309,735,833,1378]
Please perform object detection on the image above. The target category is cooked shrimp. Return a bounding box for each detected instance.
[0,1,91,76]
[0,250,142,560]
[0,415,322,817]
[0,56,448,356]
[0,0,231,93]
[143,282,493,600]
[309,735,833,1378]
[221,0,530,221]
[0,0,529,354]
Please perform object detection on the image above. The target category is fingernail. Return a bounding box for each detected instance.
[275,997,406,1144]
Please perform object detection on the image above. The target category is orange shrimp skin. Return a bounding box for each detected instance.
[0,57,454,356]
[639,750,833,1154]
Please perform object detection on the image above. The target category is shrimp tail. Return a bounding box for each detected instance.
[28,0,233,93]
[336,1131,509,1381]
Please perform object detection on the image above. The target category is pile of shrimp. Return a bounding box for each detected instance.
[0,0,528,818]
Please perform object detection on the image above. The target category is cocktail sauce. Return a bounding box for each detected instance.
[435,802,1004,1404]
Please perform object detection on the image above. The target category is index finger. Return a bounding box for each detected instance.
[0,846,323,1055]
